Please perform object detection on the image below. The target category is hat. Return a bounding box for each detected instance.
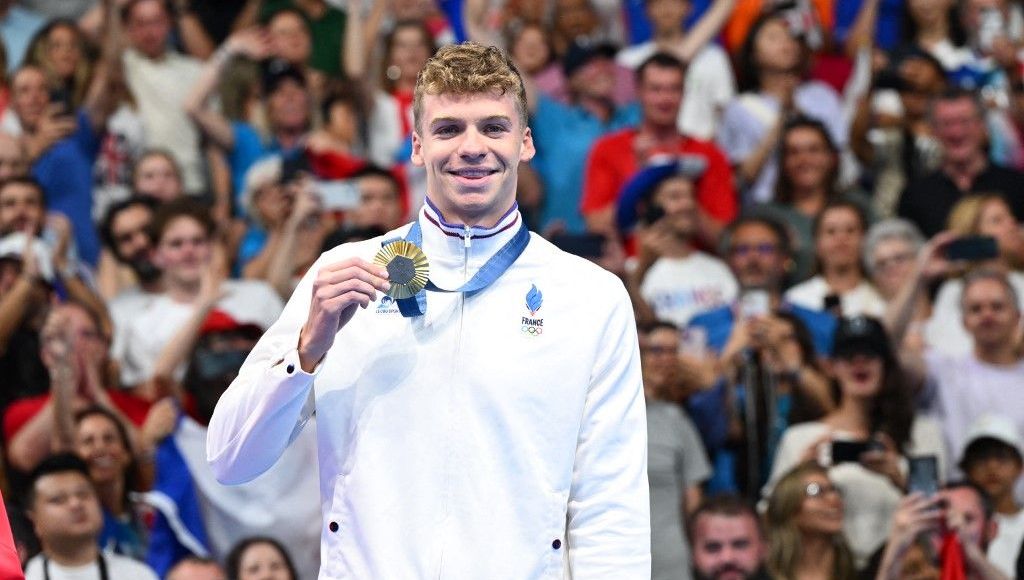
[615,155,708,233]
[0,232,55,282]
[962,414,1024,460]
[199,309,264,339]
[262,58,306,95]
[562,40,618,78]
[831,316,894,360]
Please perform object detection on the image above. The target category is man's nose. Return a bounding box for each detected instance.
[458,127,486,159]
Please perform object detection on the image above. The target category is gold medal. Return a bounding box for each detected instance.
[373,241,430,299]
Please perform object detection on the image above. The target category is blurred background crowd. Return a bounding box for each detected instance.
[1,0,1024,578]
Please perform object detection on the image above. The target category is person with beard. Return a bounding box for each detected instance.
[689,495,770,580]
[97,197,162,301]
[140,312,321,579]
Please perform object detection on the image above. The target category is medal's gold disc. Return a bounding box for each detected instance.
[373,241,430,299]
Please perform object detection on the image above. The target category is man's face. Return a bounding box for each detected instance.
[153,216,212,286]
[642,327,679,392]
[815,206,863,271]
[899,58,945,121]
[965,445,1023,503]
[125,0,171,60]
[728,223,786,291]
[568,56,616,102]
[167,561,226,580]
[110,204,153,263]
[935,487,993,551]
[692,514,766,580]
[11,67,50,131]
[267,79,310,133]
[30,472,103,546]
[0,134,26,180]
[411,91,534,225]
[652,176,697,237]
[961,278,1020,350]
[0,182,44,236]
[782,127,834,192]
[932,98,986,166]
[647,0,690,34]
[352,174,403,231]
[267,12,311,65]
[554,0,599,39]
[639,65,684,129]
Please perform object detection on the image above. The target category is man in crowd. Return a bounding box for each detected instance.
[166,557,225,580]
[582,52,737,244]
[346,165,405,232]
[23,454,158,579]
[689,495,770,580]
[99,197,162,299]
[899,90,1024,237]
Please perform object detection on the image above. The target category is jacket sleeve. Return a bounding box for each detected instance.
[566,278,650,577]
[206,256,325,485]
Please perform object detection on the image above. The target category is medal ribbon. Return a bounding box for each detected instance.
[382,217,531,317]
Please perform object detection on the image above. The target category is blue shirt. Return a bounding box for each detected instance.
[229,122,283,209]
[32,110,102,265]
[530,94,640,232]
[0,6,45,72]
[834,0,904,50]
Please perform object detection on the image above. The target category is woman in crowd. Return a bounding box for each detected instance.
[863,219,929,352]
[924,193,1024,355]
[765,461,856,580]
[25,20,92,108]
[897,0,969,71]
[226,537,298,580]
[717,9,848,205]
[766,316,945,566]
[784,201,885,317]
[132,150,185,204]
[506,22,566,104]
[758,117,874,281]
[379,20,435,139]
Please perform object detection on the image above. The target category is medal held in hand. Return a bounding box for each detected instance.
[374,241,429,299]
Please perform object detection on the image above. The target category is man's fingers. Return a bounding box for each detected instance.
[314,279,378,309]
[318,261,390,292]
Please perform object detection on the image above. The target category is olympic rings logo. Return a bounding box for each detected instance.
[521,325,543,336]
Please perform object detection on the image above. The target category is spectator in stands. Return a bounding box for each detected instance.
[924,194,1024,356]
[893,0,968,71]
[893,260,1024,484]
[110,199,283,394]
[131,149,184,204]
[0,132,27,179]
[764,461,856,580]
[528,40,640,233]
[505,23,564,103]
[785,201,885,317]
[899,90,1024,237]
[960,415,1024,577]
[346,165,404,232]
[582,52,737,244]
[767,316,946,565]
[306,83,374,168]
[257,0,347,79]
[96,197,161,301]
[167,556,225,580]
[868,492,944,579]
[863,219,929,353]
[615,0,736,140]
[689,495,770,580]
[24,20,92,110]
[619,160,738,327]
[641,321,712,580]
[122,0,206,195]
[22,453,158,579]
[756,117,874,281]
[717,9,848,205]
[225,537,297,580]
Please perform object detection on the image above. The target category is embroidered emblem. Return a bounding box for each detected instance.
[521,284,544,336]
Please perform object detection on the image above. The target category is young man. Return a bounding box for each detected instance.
[98,197,162,299]
[961,415,1024,578]
[23,453,158,579]
[208,42,650,577]
[689,495,770,580]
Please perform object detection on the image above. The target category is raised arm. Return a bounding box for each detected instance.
[671,0,737,63]
[173,0,217,59]
[206,253,390,484]
[343,0,386,82]
[82,0,126,133]
[184,28,270,150]
[566,280,650,576]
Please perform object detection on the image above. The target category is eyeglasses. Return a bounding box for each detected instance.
[731,243,778,258]
[872,251,915,272]
[805,482,843,499]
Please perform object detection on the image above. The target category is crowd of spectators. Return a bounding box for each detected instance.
[0,0,1024,577]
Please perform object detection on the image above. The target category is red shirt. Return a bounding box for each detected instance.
[580,128,738,225]
[3,391,152,443]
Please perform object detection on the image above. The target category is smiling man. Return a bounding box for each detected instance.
[207,42,650,578]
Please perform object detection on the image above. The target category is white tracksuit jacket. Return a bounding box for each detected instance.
[206,204,650,579]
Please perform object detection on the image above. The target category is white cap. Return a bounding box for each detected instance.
[0,232,55,282]
[963,414,1024,459]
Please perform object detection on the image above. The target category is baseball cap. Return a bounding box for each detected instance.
[831,316,894,360]
[0,232,55,283]
[262,58,306,95]
[615,155,707,233]
[562,40,618,78]
[961,414,1024,462]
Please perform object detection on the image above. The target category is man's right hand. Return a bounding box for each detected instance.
[297,258,390,372]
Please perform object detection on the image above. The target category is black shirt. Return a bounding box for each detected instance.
[898,163,1024,237]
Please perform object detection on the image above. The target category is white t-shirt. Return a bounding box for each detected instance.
[616,42,735,140]
[24,551,158,580]
[765,418,946,568]
[111,280,284,386]
[922,350,1024,500]
[640,252,738,327]
[784,276,886,318]
[924,271,1024,356]
[990,509,1024,578]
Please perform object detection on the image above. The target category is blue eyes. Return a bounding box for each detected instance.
[433,124,508,137]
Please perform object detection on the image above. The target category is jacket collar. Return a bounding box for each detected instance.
[418,197,523,287]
